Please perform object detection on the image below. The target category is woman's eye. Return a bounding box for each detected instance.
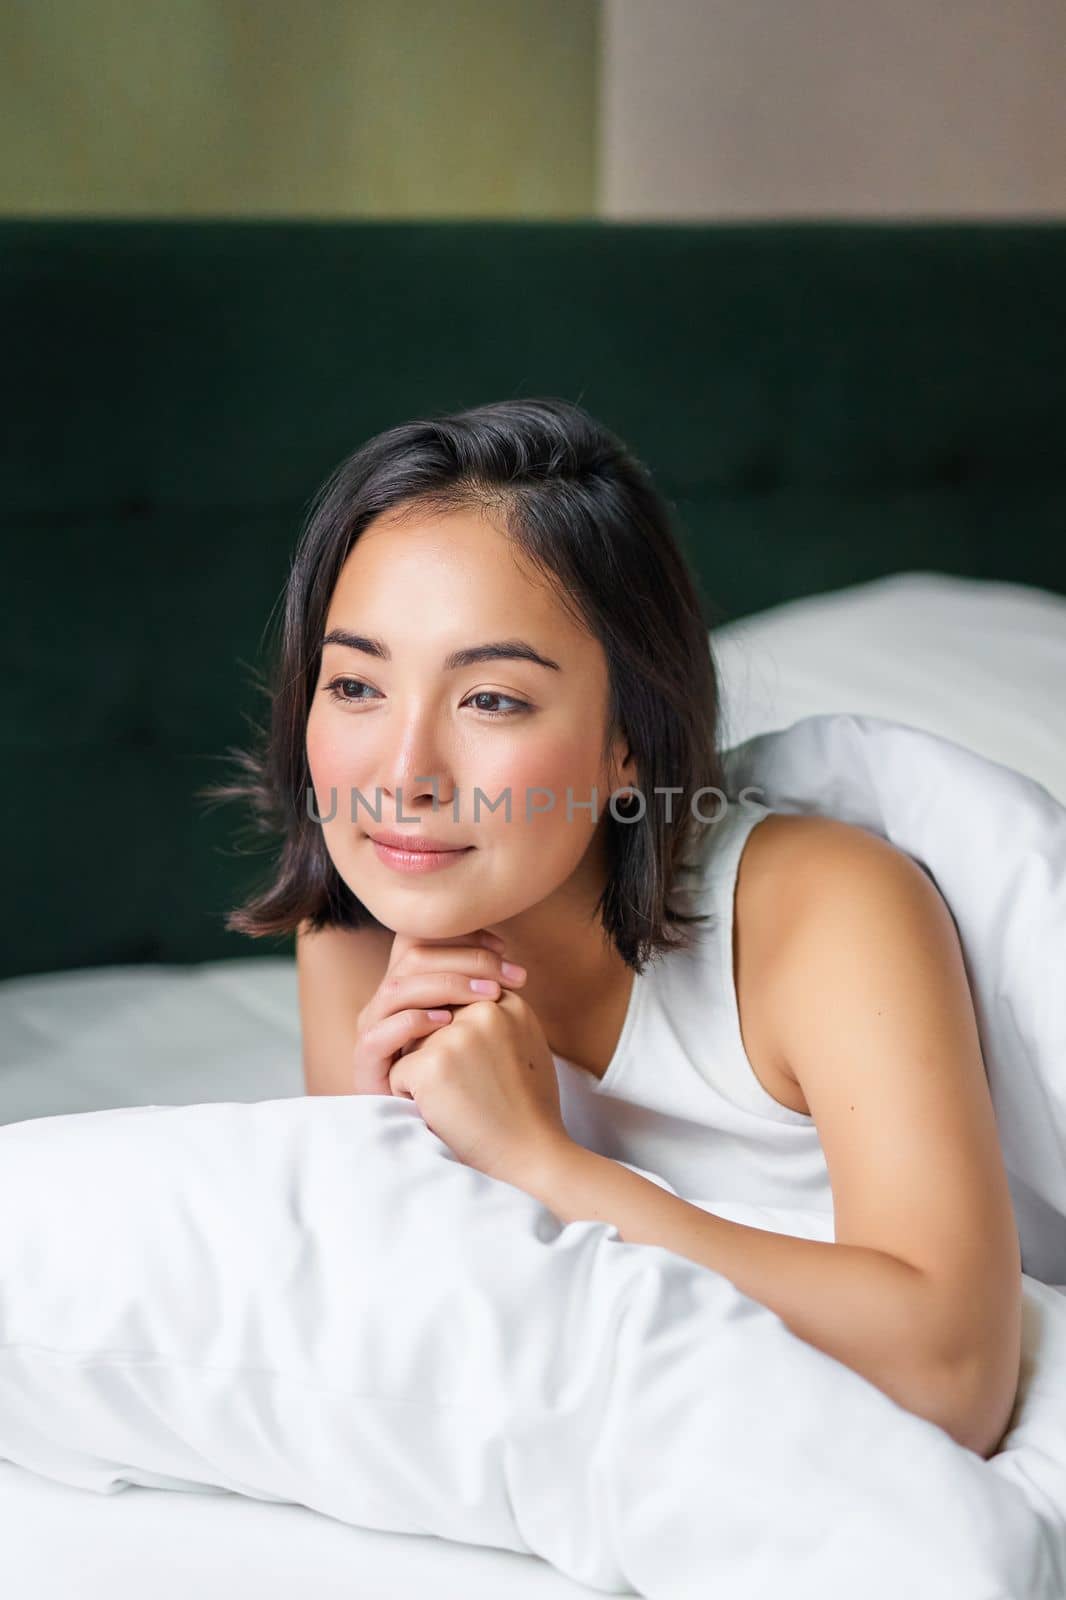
[323,677,379,706]
[462,691,530,719]
[322,679,529,719]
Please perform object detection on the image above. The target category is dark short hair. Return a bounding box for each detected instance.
[201,397,728,973]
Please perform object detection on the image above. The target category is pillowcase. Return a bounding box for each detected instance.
[712,571,1066,805]
[0,1093,1051,1599]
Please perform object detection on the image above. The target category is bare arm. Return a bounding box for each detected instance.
[295,919,394,1095]
[516,1146,988,1451]
[515,819,1022,1461]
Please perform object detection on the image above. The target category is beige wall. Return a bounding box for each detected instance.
[601,0,1066,218]
[1,0,599,217]
[11,0,1061,224]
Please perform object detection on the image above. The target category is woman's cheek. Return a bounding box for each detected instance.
[305,713,359,827]
[484,734,598,840]
[304,720,366,893]
[307,702,362,774]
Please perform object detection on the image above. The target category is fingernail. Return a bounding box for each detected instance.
[500,961,526,981]
[470,978,498,994]
[427,1009,451,1021]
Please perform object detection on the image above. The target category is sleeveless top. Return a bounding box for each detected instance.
[552,799,837,1241]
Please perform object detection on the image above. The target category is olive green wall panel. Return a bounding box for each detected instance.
[0,0,599,217]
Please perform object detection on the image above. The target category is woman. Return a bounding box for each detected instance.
[208,396,1021,1460]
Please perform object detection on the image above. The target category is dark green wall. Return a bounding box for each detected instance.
[4,218,1065,979]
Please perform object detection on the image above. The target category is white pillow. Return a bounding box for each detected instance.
[712,572,1066,805]
[0,1094,1056,1598]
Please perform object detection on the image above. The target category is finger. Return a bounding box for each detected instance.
[388,1058,415,1101]
[360,971,505,1040]
[390,928,506,970]
[389,943,525,990]
[353,1006,452,1093]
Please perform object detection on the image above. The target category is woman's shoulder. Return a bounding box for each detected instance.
[743,808,928,893]
[738,809,937,957]
[734,810,941,1107]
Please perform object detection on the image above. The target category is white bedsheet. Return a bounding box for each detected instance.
[0,1458,600,1600]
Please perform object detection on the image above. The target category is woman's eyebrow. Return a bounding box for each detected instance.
[320,630,561,673]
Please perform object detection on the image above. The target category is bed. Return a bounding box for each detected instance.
[2,220,1065,1597]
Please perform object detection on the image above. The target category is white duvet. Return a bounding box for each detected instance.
[1,710,1066,1599]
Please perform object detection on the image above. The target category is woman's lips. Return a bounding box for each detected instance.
[369,838,474,875]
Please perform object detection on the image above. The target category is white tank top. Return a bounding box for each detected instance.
[552,798,837,1239]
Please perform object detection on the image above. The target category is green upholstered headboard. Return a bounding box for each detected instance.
[4,219,1065,980]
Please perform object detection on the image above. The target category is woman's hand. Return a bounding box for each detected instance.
[387,987,573,1188]
[351,928,526,1096]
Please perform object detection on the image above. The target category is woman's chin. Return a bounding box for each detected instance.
[398,917,487,943]
[349,866,528,942]
[374,902,506,944]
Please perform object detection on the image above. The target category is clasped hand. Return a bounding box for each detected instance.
[352,929,572,1187]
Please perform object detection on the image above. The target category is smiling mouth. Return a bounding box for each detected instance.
[366,833,476,874]
[367,832,472,853]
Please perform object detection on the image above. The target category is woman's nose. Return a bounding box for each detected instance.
[376,712,454,809]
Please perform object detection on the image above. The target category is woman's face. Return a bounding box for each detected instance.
[304,501,636,941]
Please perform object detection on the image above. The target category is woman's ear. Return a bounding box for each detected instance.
[608,730,639,796]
